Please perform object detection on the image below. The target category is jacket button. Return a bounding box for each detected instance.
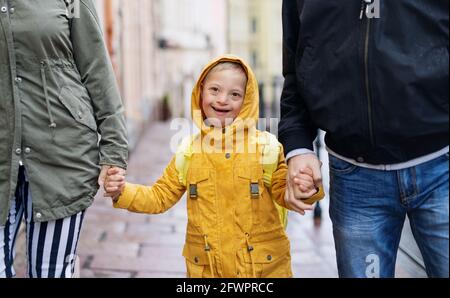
[267,255,272,261]
[15,77,22,83]
[35,213,42,219]
[25,147,31,154]
[1,7,7,13]
[357,157,365,163]
[15,148,22,155]
[194,257,199,263]
[225,153,231,159]
[9,7,14,14]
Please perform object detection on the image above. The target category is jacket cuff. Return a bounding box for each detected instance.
[113,183,136,209]
[100,149,128,170]
[285,149,316,162]
[300,186,325,205]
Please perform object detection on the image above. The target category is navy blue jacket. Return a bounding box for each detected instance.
[279,0,449,164]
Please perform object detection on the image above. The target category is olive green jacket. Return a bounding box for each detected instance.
[0,0,128,224]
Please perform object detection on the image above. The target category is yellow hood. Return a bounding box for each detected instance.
[191,55,259,134]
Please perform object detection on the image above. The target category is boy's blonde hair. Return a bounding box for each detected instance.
[204,62,247,82]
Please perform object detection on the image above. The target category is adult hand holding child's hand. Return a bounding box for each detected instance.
[285,154,322,215]
[102,167,127,201]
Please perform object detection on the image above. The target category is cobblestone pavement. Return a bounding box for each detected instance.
[13,121,426,278]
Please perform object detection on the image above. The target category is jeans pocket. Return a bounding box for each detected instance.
[329,154,358,174]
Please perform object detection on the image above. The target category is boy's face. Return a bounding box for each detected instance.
[201,68,247,128]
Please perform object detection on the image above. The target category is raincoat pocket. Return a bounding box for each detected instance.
[183,243,211,278]
[58,85,98,132]
[236,167,264,228]
[242,238,292,278]
[186,168,213,229]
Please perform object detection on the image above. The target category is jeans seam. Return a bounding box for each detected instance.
[396,171,408,206]
[411,167,419,200]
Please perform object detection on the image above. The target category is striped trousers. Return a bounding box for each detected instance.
[0,166,86,278]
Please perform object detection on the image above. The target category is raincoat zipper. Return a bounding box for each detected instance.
[361,1,375,146]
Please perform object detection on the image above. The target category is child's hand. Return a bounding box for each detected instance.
[103,167,126,201]
[292,167,318,200]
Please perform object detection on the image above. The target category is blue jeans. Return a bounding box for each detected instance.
[329,153,449,278]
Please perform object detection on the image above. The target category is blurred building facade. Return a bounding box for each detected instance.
[159,0,227,120]
[93,0,227,149]
[227,0,284,120]
[94,0,165,149]
[92,0,284,147]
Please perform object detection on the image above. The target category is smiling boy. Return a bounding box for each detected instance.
[104,55,323,278]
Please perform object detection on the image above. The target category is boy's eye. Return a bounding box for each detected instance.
[232,92,242,98]
[209,87,219,93]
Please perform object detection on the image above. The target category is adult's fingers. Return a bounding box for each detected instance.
[291,199,314,215]
[300,167,313,176]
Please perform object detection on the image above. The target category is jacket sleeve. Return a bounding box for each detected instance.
[70,0,128,169]
[270,146,324,209]
[113,157,186,214]
[278,0,318,155]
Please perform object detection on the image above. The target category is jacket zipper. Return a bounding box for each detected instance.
[361,1,375,146]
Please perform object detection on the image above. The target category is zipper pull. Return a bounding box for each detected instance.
[360,0,372,19]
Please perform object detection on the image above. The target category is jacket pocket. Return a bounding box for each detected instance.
[242,237,292,278]
[236,167,264,228]
[183,243,211,278]
[186,168,213,229]
[58,86,98,132]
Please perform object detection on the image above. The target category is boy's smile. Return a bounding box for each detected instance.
[201,67,247,128]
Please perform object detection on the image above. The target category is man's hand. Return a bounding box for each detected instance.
[284,154,323,215]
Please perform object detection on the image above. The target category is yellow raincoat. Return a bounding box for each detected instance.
[114,55,324,278]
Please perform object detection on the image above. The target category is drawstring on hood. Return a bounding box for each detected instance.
[40,61,56,128]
